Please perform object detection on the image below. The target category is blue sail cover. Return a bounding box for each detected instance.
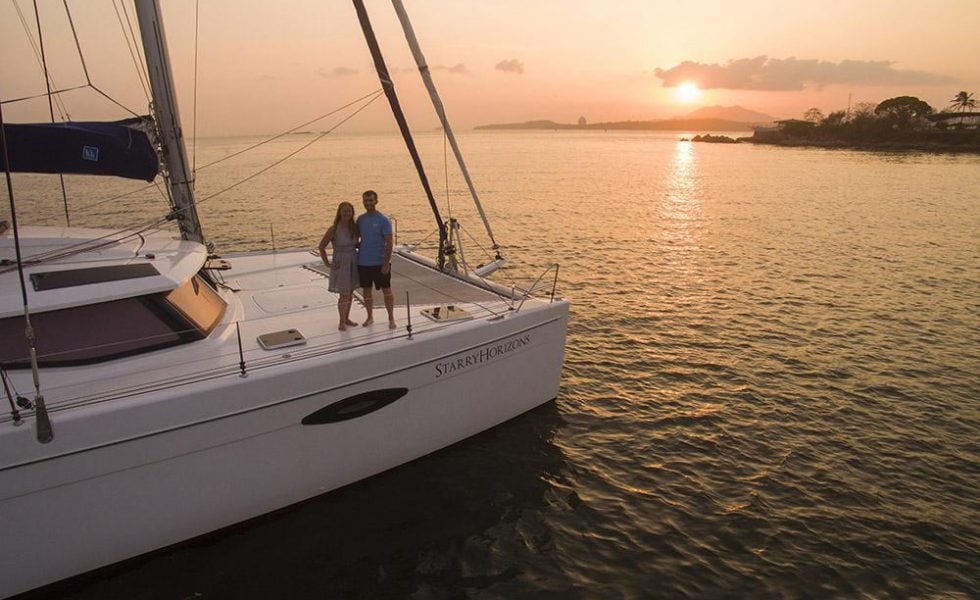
[0,117,159,182]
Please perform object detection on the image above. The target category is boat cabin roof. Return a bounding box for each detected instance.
[0,226,207,318]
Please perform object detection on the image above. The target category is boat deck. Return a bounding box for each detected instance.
[304,253,516,307]
[1,248,549,416]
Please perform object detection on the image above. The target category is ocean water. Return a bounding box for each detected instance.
[7,131,980,598]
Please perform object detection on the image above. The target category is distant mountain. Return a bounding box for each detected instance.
[476,120,576,130]
[679,105,776,124]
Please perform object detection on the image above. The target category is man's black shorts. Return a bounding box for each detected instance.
[357,265,391,290]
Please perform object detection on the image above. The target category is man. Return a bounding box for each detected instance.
[356,190,396,329]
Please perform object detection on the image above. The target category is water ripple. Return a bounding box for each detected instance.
[16,132,980,598]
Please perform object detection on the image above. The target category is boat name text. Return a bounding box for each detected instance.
[434,334,531,379]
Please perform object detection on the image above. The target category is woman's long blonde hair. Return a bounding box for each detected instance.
[332,201,358,238]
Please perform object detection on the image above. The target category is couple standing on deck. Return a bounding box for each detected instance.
[318,190,396,331]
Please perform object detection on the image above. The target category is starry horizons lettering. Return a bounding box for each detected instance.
[434,334,531,379]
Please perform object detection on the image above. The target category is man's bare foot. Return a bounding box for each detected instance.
[338,324,347,331]
[362,318,374,327]
[345,319,358,327]
[388,319,397,329]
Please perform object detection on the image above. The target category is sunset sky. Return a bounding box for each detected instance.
[2,0,979,136]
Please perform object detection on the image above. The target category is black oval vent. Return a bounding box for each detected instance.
[301,388,408,425]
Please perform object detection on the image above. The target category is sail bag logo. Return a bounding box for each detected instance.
[82,146,100,162]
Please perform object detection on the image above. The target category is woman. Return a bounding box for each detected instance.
[318,201,360,331]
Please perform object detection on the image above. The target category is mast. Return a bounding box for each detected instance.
[134,0,204,245]
[351,0,449,270]
[390,0,500,254]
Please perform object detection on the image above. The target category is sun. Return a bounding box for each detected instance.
[675,82,701,103]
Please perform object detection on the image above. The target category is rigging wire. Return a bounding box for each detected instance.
[442,132,457,271]
[13,0,69,120]
[191,0,200,186]
[191,92,384,208]
[443,131,453,223]
[0,221,167,274]
[61,0,90,82]
[5,2,144,118]
[119,0,152,98]
[111,0,151,104]
[34,180,158,223]
[32,0,71,227]
[459,220,494,259]
[18,0,144,118]
[195,89,383,171]
[0,84,87,106]
[62,0,139,118]
[0,99,54,442]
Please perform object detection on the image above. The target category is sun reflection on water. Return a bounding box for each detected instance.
[665,140,700,217]
[659,140,705,268]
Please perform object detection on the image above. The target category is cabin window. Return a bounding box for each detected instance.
[163,275,225,336]
[0,274,226,367]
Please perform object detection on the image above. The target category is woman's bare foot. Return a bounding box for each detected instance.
[362,318,374,327]
[338,324,347,331]
[388,319,397,329]
[345,319,359,327]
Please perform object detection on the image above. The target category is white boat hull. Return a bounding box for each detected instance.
[0,297,567,597]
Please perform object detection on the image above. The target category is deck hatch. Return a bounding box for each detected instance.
[257,329,306,350]
[30,263,159,291]
[421,305,473,322]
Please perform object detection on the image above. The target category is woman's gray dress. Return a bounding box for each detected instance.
[328,226,359,294]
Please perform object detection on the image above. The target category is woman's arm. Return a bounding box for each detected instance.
[318,226,335,266]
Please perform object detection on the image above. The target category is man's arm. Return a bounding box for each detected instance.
[381,234,393,274]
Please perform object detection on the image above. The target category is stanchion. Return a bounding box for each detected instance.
[405,292,413,340]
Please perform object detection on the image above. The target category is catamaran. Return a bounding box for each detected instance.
[0,1,568,596]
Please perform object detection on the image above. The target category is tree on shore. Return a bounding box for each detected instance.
[754,94,979,148]
[874,96,934,129]
[851,102,878,120]
[948,91,977,112]
[821,110,846,127]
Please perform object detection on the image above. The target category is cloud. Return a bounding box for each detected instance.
[495,59,524,75]
[442,63,468,75]
[654,56,956,90]
[318,66,359,79]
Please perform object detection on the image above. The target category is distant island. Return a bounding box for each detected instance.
[475,105,775,133]
[476,118,759,132]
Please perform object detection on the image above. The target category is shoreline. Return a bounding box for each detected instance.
[739,137,980,154]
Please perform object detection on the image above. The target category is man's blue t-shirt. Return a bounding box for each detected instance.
[356,211,392,266]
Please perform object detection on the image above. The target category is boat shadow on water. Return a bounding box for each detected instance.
[25,402,568,599]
